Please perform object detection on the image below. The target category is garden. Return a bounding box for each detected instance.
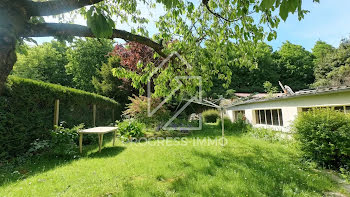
[0,87,349,196]
[1,0,350,196]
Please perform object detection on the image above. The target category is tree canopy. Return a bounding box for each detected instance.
[12,40,72,87]
[0,0,320,94]
[65,38,113,92]
[313,38,350,87]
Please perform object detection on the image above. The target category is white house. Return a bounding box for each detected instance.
[225,86,350,132]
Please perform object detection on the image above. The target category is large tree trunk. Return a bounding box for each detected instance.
[0,0,28,94]
[0,35,16,94]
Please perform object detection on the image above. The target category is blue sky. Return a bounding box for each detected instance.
[36,0,350,52]
[267,0,350,51]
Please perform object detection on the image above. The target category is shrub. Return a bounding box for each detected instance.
[202,109,220,123]
[245,127,286,142]
[294,108,350,169]
[218,115,250,133]
[123,95,170,127]
[0,76,120,160]
[50,126,80,157]
[117,119,145,141]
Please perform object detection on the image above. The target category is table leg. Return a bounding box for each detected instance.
[113,131,116,146]
[98,134,104,152]
[79,133,83,153]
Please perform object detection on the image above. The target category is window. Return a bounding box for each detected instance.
[234,110,245,121]
[259,110,266,124]
[255,109,283,126]
[334,106,344,112]
[302,108,311,112]
[279,109,283,126]
[346,106,350,113]
[302,105,350,114]
[272,110,279,126]
[266,110,272,125]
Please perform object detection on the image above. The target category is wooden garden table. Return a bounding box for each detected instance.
[78,127,118,153]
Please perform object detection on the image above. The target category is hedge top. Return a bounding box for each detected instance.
[6,76,118,106]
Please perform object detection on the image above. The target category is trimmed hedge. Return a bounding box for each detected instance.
[294,108,350,169]
[202,109,220,123]
[0,76,121,159]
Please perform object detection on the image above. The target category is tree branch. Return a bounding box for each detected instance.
[21,23,166,57]
[202,0,254,23]
[26,0,104,16]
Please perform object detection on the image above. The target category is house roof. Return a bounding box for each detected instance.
[227,86,350,109]
[234,92,284,99]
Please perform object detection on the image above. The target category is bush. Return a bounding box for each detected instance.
[245,127,287,142]
[202,109,220,123]
[117,119,145,141]
[50,126,81,157]
[123,95,170,127]
[218,115,250,133]
[0,76,121,160]
[294,108,350,169]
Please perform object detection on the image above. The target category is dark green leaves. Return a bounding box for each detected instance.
[260,0,276,10]
[279,0,302,21]
[86,6,115,38]
[267,31,277,41]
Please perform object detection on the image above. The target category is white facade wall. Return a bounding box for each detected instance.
[226,91,350,132]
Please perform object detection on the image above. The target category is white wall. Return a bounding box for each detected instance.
[226,91,350,132]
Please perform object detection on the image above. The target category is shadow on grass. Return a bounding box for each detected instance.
[0,136,125,187]
[170,144,336,196]
[88,146,125,158]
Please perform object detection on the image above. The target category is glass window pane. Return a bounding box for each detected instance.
[266,110,272,125]
[302,108,311,112]
[272,109,279,126]
[334,106,344,112]
[255,110,260,124]
[260,110,266,124]
[346,106,350,113]
[279,109,283,126]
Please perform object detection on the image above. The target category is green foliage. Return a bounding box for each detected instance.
[224,42,280,93]
[12,40,72,87]
[275,41,315,90]
[107,0,317,98]
[26,139,50,157]
[263,81,278,96]
[92,56,132,106]
[50,125,83,157]
[294,108,350,169]
[65,38,114,92]
[123,95,170,127]
[0,123,342,196]
[0,76,120,160]
[116,119,145,141]
[312,40,335,65]
[245,127,288,143]
[217,116,234,130]
[313,39,350,87]
[202,109,220,123]
[86,6,115,38]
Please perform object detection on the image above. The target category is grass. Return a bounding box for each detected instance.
[0,125,346,196]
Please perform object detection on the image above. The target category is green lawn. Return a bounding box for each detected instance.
[0,125,346,196]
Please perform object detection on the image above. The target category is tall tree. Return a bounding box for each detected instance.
[0,0,318,94]
[229,42,279,92]
[313,38,350,87]
[65,38,113,92]
[312,40,335,66]
[92,56,133,106]
[12,40,72,86]
[274,41,315,90]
